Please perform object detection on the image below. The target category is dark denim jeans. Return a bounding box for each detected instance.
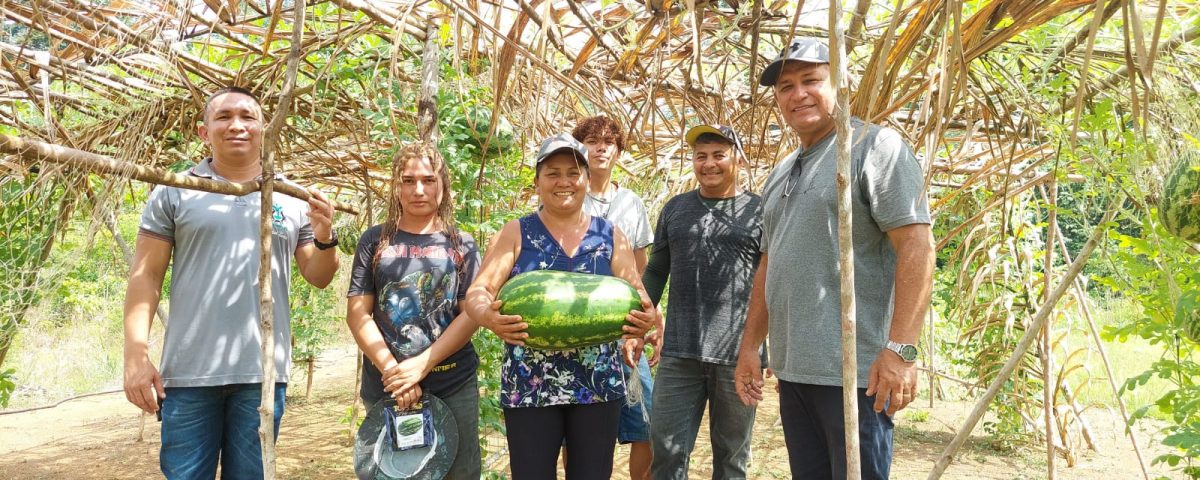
[650,356,756,480]
[438,379,483,479]
[159,383,286,479]
[778,381,894,480]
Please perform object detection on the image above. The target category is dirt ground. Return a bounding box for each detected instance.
[0,344,1175,479]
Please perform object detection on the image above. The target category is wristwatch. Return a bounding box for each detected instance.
[885,340,919,363]
[313,232,339,250]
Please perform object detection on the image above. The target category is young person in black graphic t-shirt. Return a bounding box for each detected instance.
[346,143,482,479]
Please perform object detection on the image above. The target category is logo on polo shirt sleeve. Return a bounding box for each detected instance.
[271,203,288,237]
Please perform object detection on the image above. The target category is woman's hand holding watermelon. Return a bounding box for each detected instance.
[622,296,657,338]
[478,299,530,346]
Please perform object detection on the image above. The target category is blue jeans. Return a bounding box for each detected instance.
[618,352,654,443]
[778,381,893,480]
[160,383,286,480]
[650,356,756,480]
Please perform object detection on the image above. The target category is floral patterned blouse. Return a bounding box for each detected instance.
[500,213,626,408]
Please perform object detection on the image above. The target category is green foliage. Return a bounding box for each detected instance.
[1,21,50,50]
[1098,213,1200,477]
[289,275,339,364]
[0,174,71,368]
[0,367,15,407]
[936,195,1047,443]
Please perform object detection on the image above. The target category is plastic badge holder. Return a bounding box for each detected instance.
[385,396,433,451]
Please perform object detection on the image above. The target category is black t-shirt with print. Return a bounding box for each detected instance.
[348,224,480,404]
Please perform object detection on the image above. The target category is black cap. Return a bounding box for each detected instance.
[759,37,830,87]
[535,133,589,169]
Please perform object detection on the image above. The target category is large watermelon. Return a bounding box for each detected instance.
[1161,154,1200,242]
[334,221,361,256]
[498,270,642,350]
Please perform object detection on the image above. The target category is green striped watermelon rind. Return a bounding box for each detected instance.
[498,270,642,350]
[1160,159,1200,243]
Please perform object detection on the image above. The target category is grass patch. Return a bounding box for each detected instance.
[1062,296,1175,422]
[8,298,143,408]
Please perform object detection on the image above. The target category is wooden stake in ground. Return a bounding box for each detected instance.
[258,1,307,478]
[927,198,1121,479]
[1042,173,1059,478]
[828,3,861,479]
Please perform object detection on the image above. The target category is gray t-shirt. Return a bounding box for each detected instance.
[760,119,931,388]
[642,190,762,365]
[139,158,314,388]
[584,184,653,249]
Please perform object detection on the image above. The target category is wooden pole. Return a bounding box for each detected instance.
[926,199,1120,479]
[828,2,860,479]
[1052,221,1150,479]
[1041,175,1059,478]
[257,1,306,477]
[418,21,441,144]
[0,134,359,215]
[1036,185,1101,455]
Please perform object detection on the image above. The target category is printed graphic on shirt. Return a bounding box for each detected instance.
[378,267,457,359]
[271,203,288,237]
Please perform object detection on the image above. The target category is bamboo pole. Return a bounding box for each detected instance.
[829,2,861,478]
[257,1,306,477]
[1069,0,1121,146]
[927,198,1121,479]
[0,134,359,215]
[845,0,872,52]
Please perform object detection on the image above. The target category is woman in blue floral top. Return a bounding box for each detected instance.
[466,133,658,480]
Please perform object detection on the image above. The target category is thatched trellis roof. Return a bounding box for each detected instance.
[4,0,1198,215]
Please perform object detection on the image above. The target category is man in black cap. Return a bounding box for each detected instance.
[643,124,764,479]
[733,38,935,479]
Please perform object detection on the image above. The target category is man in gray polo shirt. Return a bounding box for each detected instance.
[122,87,340,478]
[733,38,935,479]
